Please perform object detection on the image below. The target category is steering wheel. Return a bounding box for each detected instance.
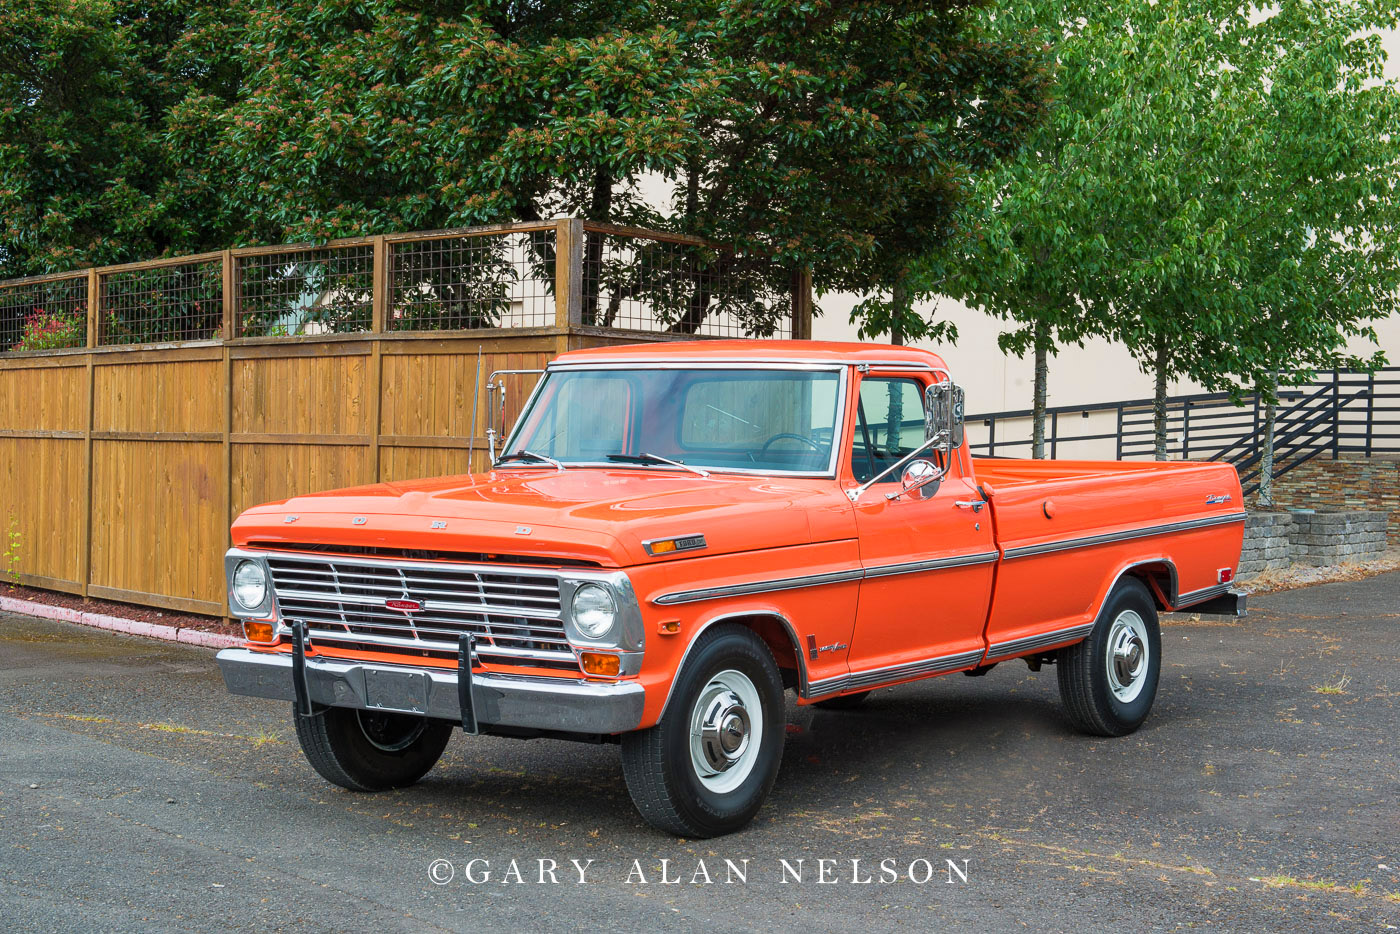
[758,432,825,454]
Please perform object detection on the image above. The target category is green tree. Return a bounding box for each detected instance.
[925,0,1400,462]
[1,1,1050,334]
[178,0,1050,331]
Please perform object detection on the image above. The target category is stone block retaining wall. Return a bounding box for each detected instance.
[1287,510,1389,567]
[1236,509,1389,578]
[1238,512,1294,576]
[1269,456,1400,543]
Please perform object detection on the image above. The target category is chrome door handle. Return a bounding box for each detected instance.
[954,499,986,513]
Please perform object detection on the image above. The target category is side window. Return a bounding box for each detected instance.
[851,378,926,483]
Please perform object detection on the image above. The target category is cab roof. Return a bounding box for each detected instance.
[553,340,947,368]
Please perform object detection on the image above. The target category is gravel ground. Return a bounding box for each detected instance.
[2,573,1399,931]
[1241,546,1400,595]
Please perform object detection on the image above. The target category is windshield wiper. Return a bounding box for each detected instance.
[497,449,565,471]
[606,452,710,478]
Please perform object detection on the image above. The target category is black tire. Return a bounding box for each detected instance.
[813,690,871,710]
[621,625,785,838]
[1057,577,1161,737]
[293,705,454,792]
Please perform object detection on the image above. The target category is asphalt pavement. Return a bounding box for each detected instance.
[2,575,1398,932]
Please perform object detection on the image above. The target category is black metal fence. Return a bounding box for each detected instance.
[968,369,1400,494]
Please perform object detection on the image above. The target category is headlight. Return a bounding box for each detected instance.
[571,583,617,639]
[231,560,267,612]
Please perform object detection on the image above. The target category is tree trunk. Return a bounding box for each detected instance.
[580,169,613,325]
[1257,373,1277,507]
[1032,318,1049,459]
[1153,330,1169,461]
[890,282,907,345]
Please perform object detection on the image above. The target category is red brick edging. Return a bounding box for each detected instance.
[0,594,240,649]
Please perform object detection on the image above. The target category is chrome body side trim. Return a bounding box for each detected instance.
[216,648,645,734]
[1001,512,1248,560]
[1175,582,1233,608]
[653,568,866,606]
[653,549,1000,605]
[807,648,986,698]
[862,551,1000,579]
[983,622,1096,662]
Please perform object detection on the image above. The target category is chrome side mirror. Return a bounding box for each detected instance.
[892,459,941,501]
[485,368,546,462]
[924,381,966,453]
[847,379,966,504]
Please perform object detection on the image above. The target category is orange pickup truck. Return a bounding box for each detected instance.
[217,341,1246,837]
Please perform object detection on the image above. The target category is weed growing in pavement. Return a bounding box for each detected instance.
[1312,674,1353,695]
[3,515,19,589]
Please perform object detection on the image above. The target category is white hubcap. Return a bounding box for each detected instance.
[1105,610,1150,703]
[689,669,763,793]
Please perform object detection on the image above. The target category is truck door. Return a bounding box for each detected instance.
[840,372,997,690]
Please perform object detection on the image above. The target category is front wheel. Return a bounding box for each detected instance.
[1056,577,1161,737]
[621,626,785,837]
[294,705,454,791]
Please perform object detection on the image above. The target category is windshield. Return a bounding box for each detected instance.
[502,367,843,475]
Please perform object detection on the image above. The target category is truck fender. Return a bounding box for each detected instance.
[654,608,807,722]
[1100,558,1179,614]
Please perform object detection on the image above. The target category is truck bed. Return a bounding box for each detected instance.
[972,456,1246,660]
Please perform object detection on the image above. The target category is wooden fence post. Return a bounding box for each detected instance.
[555,218,583,332]
[85,268,99,349]
[370,235,388,482]
[81,267,99,598]
[221,251,234,569]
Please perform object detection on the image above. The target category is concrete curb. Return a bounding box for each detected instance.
[0,594,240,649]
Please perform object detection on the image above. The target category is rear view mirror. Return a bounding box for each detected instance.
[900,459,941,501]
[849,378,965,504]
[924,381,966,454]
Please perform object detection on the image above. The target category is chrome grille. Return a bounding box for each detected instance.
[267,555,576,669]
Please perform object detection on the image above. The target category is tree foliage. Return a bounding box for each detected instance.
[925,0,1400,457]
[0,0,1050,335]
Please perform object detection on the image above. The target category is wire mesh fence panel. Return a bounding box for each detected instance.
[236,244,374,337]
[389,229,556,331]
[580,229,791,338]
[100,260,223,345]
[0,276,89,352]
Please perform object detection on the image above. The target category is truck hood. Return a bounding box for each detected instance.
[232,468,855,568]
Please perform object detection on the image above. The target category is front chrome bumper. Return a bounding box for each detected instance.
[216,648,645,735]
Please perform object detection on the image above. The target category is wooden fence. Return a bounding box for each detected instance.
[0,219,811,616]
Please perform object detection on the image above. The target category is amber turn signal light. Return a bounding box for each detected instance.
[580,652,621,677]
[242,620,277,644]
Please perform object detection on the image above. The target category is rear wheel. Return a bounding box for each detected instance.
[294,705,454,791]
[621,626,785,837]
[1056,578,1161,736]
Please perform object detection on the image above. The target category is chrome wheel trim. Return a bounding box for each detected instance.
[1105,610,1150,703]
[356,710,427,753]
[688,669,763,794]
